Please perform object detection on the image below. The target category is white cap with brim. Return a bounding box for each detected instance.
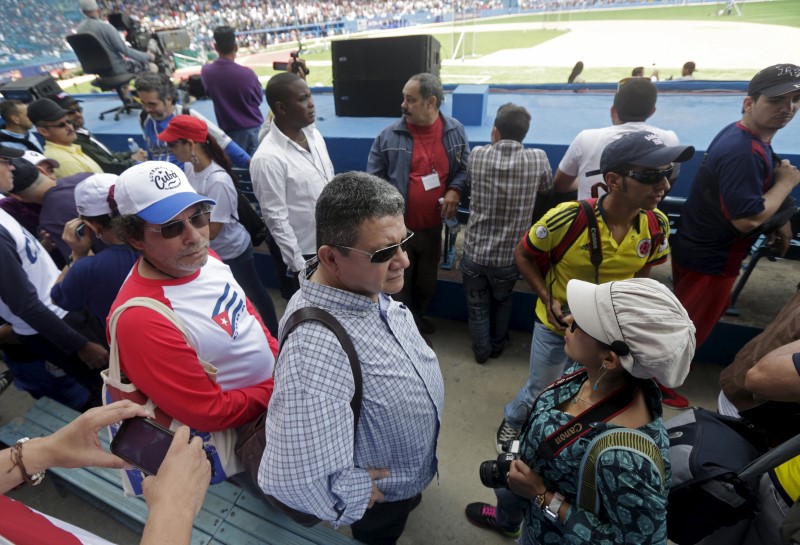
[566,278,696,388]
[115,161,215,224]
[75,173,118,217]
[21,150,60,169]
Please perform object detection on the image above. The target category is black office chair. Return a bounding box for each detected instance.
[65,33,142,121]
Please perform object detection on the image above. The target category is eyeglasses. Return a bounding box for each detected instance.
[39,120,73,129]
[146,210,211,239]
[0,157,11,166]
[336,230,414,263]
[616,165,673,185]
[66,107,83,114]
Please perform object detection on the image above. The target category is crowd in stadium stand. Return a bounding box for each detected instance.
[0,0,79,65]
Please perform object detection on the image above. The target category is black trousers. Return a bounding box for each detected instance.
[351,494,421,545]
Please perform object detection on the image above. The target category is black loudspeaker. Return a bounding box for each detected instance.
[155,29,191,51]
[0,75,61,103]
[332,35,441,117]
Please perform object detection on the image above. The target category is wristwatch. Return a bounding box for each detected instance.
[544,492,565,523]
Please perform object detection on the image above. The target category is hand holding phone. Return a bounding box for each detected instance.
[110,417,175,476]
[141,426,212,527]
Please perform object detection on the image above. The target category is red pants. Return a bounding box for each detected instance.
[672,262,738,349]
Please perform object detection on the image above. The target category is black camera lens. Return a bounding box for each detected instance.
[479,452,516,488]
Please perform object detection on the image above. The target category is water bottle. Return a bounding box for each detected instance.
[438,197,459,233]
[127,138,140,153]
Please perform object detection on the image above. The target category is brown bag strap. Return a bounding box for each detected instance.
[280,307,363,438]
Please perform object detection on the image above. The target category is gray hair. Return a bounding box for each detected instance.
[134,72,178,104]
[409,73,444,109]
[316,171,405,250]
[112,214,145,245]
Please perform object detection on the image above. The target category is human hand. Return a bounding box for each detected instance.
[132,149,148,162]
[78,340,109,369]
[292,57,308,80]
[38,230,55,253]
[775,159,800,190]
[507,459,546,500]
[25,401,152,475]
[440,189,460,220]
[367,468,390,508]
[0,323,20,345]
[545,298,568,332]
[767,221,794,257]
[142,427,211,520]
[62,218,92,258]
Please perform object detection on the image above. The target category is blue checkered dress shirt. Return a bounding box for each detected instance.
[259,259,444,526]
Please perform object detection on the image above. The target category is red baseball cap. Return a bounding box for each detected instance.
[157,115,208,143]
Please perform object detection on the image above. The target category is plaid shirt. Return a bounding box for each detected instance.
[260,259,444,526]
[463,140,553,267]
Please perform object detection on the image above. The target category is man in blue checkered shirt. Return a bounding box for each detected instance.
[259,171,445,544]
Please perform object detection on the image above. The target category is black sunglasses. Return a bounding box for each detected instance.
[66,107,83,114]
[146,210,211,239]
[617,165,673,185]
[0,157,11,166]
[39,120,73,129]
[336,230,414,263]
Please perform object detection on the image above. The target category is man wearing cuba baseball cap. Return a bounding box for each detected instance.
[566,277,696,389]
[114,160,215,223]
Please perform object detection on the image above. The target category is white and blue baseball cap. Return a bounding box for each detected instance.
[114,161,215,224]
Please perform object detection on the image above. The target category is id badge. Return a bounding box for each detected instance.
[422,171,440,191]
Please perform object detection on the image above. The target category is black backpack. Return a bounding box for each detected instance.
[665,408,768,544]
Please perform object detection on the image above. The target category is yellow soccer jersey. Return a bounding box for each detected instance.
[522,199,670,333]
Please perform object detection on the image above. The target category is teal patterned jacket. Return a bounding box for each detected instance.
[519,364,671,545]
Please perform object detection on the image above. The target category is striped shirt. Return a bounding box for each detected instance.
[463,140,553,267]
[260,259,444,526]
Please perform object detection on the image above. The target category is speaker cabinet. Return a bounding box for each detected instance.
[332,35,441,117]
[0,75,61,103]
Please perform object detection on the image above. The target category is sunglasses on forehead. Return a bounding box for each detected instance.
[336,230,414,263]
[616,165,673,185]
[146,210,211,239]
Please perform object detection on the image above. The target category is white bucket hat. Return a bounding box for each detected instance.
[566,278,696,388]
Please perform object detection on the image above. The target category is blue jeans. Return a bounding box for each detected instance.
[224,244,279,336]
[503,321,569,429]
[227,126,260,156]
[495,487,526,529]
[461,255,518,360]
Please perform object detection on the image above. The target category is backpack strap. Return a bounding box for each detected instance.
[550,199,602,284]
[644,209,665,260]
[577,428,666,515]
[279,307,363,438]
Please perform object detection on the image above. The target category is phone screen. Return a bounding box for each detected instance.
[110,417,174,476]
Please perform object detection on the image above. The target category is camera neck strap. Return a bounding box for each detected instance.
[537,370,639,460]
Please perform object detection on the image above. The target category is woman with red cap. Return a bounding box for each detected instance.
[158,115,278,334]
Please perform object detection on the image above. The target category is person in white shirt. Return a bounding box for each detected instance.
[554,77,680,200]
[250,72,334,298]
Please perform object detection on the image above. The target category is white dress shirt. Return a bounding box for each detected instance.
[250,124,334,271]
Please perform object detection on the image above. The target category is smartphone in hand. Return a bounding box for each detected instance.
[110,417,175,476]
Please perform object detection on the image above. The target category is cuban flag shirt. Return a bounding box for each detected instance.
[109,251,277,432]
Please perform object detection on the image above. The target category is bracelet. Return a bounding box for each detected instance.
[7,437,45,487]
[533,490,547,510]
